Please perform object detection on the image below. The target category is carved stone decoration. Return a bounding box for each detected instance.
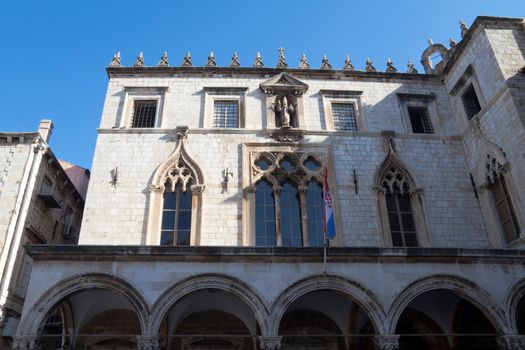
[134,52,145,67]
[320,54,332,70]
[298,53,310,69]
[12,336,41,350]
[385,58,397,73]
[259,72,309,96]
[253,52,264,68]
[181,52,193,67]
[259,336,282,350]
[497,335,525,350]
[365,58,377,72]
[274,95,297,128]
[420,41,451,74]
[109,51,121,67]
[137,335,160,350]
[449,37,457,50]
[276,47,288,68]
[206,52,217,67]
[486,154,508,185]
[406,60,418,74]
[267,128,305,142]
[343,55,355,71]
[157,51,169,67]
[230,52,241,67]
[374,335,400,350]
[460,19,469,38]
[150,128,205,193]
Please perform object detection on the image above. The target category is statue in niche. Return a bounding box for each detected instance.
[274,95,297,128]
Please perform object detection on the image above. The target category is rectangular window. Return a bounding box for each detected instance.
[63,206,74,236]
[331,103,357,131]
[408,107,434,134]
[386,191,418,247]
[161,190,192,246]
[41,176,52,194]
[213,100,239,128]
[131,100,157,128]
[461,84,481,120]
[491,177,520,243]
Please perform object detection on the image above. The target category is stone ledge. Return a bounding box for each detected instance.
[25,245,525,264]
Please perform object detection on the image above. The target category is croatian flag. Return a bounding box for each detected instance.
[324,169,336,240]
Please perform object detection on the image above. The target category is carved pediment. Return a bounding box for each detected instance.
[259,72,309,95]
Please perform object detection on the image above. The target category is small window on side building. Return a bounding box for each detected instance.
[131,100,157,128]
[461,85,481,120]
[408,107,434,134]
[41,176,53,194]
[213,100,239,128]
[331,103,357,131]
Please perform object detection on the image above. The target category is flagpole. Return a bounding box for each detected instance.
[323,230,327,274]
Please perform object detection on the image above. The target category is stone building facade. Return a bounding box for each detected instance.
[0,121,88,348]
[11,16,525,350]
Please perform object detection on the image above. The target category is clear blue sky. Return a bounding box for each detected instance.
[0,0,523,169]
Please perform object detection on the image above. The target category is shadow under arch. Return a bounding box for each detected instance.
[148,273,271,335]
[505,277,525,334]
[386,274,509,334]
[268,274,387,336]
[16,272,150,337]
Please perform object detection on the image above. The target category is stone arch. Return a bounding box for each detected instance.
[504,277,525,334]
[16,272,150,337]
[269,274,387,336]
[148,273,270,335]
[387,274,509,334]
[420,43,451,74]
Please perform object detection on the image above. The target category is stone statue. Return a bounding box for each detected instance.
[277,47,288,68]
[181,52,192,67]
[109,51,121,67]
[343,55,355,71]
[365,57,376,72]
[407,60,418,74]
[386,58,397,73]
[253,52,264,68]
[158,51,169,67]
[276,96,295,128]
[206,52,217,67]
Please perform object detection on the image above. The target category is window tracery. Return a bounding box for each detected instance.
[250,151,326,247]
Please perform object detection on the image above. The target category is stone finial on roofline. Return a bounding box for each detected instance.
[277,47,288,68]
[134,52,145,67]
[407,60,418,74]
[299,54,310,69]
[181,52,192,67]
[449,37,457,48]
[428,38,434,47]
[343,55,355,71]
[158,51,169,67]
[386,58,397,73]
[460,19,469,38]
[230,52,241,68]
[365,58,376,72]
[109,51,121,67]
[320,54,332,70]
[206,52,217,67]
[253,52,264,68]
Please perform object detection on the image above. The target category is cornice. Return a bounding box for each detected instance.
[25,245,525,265]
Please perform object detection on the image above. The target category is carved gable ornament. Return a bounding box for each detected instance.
[259,72,309,96]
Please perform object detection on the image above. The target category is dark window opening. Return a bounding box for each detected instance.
[161,187,192,246]
[385,187,418,247]
[132,100,157,128]
[408,106,434,134]
[213,100,239,128]
[490,176,520,243]
[332,103,357,131]
[461,85,481,120]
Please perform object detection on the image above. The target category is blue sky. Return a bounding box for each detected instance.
[0,0,523,169]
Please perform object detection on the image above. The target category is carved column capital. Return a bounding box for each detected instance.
[374,335,400,350]
[137,335,160,350]
[272,185,282,196]
[259,336,282,350]
[408,187,424,198]
[245,185,257,194]
[497,335,525,350]
[297,185,308,194]
[149,184,164,194]
[190,184,206,195]
[478,182,490,194]
[372,186,387,195]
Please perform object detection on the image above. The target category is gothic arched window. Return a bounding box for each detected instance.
[250,152,329,247]
[161,184,193,246]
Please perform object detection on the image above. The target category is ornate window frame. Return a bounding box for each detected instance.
[146,128,205,245]
[396,93,441,134]
[373,134,431,247]
[203,87,248,128]
[119,86,168,128]
[320,90,366,132]
[241,143,342,247]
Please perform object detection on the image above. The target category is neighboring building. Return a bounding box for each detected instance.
[11,16,525,350]
[0,120,88,348]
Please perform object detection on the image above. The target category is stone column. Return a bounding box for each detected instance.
[374,335,399,350]
[137,335,160,350]
[497,335,525,350]
[298,185,309,246]
[12,336,40,350]
[273,186,282,246]
[259,336,282,350]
